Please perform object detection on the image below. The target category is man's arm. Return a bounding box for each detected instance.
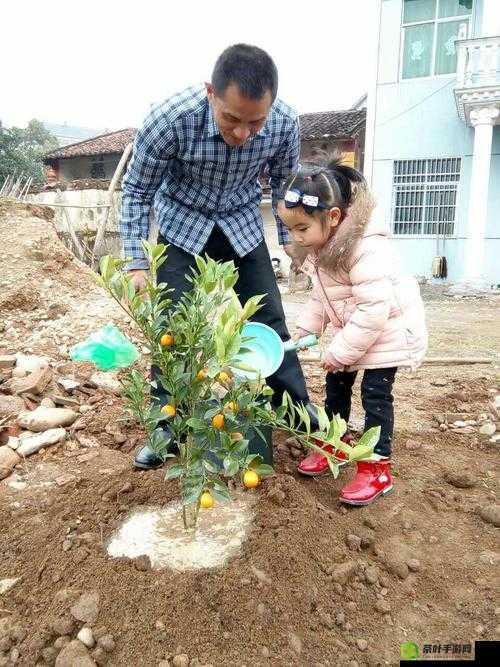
[267,117,300,248]
[121,105,177,270]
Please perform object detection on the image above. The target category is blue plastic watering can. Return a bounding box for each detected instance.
[231,322,318,379]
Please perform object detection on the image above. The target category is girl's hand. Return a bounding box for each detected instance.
[293,328,312,351]
[322,351,343,373]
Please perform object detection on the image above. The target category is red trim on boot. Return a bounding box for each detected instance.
[339,460,393,506]
[297,433,353,477]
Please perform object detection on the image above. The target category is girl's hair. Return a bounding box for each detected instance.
[281,150,366,217]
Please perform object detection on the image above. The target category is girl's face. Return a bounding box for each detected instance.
[278,202,342,250]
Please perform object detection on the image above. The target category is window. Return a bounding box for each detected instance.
[402,0,472,79]
[392,158,461,236]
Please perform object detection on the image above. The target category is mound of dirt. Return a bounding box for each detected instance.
[0,200,132,359]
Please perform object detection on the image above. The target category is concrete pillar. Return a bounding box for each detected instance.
[481,0,500,37]
[462,106,499,286]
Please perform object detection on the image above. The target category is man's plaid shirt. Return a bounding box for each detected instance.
[121,84,299,268]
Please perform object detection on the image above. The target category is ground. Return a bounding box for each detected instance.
[0,202,499,667]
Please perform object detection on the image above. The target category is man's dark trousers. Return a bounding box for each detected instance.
[152,225,310,407]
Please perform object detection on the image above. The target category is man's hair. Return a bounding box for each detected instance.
[212,44,278,101]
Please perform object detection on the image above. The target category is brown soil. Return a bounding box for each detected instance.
[0,202,499,666]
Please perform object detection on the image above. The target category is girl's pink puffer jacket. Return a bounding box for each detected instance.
[296,188,428,372]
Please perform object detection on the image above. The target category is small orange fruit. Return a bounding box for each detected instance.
[196,369,207,381]
[212,413,225,430]
[230,432,244,441]
[200,491,214,509]
[217,371,232,385]
[160,404,176,417]
[243,469,260,489]
[160,333,174,347]
[224,401,238,413]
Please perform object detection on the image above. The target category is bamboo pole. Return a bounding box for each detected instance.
[298,355,493,366]
[92,142,133,267]
[56,189,86,262]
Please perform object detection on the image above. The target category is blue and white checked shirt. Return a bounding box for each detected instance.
[121,84,299,269]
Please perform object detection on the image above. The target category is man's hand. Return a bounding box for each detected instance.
[128,269,148,293]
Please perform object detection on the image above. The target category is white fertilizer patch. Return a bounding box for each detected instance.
[107,494,255,571]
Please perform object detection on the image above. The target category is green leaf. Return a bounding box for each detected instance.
[223,456,239,477]
[203,458,220,474]
[355,426,381,451]
[327,457,340,479]
[186,418,206,431]
[316,406,331,434]
[252,464,274,477]
[165,464,184,480]
[211,482,232,503]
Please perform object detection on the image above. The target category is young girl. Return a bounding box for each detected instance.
[277,157,428,506]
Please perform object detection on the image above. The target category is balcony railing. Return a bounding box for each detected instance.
[455,36,500,124]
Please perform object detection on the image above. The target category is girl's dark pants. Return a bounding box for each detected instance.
[325,367,398,457]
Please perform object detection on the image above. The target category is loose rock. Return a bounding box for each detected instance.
[133,555,151,572]
[385,556,409,580]
[16,428,66,456]
[288,632,302,655]
[479,504,500,527]
[479,422,496,437]
[172,656,189,667]
[97,634,115,652]
[444,470,477,489]
[70,591,100,625]
[375,599,391,614]
[405,439,421,451]
[356,639,368,651]
[41,647,57,666]
[55,640,95,667]
[407,559,421,572]
[345,534,362,551]
[90,372,121,395]
[0,395,25,418]
[364,566,379,585]
[17,406,77,432]
[331,561,357,584]
[5,366,52,396]
[0,577,20,594]
[77,627,95,649]
[51,616,76,637]
[0,446,20,479]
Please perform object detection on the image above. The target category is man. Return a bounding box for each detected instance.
[121,43,317,469]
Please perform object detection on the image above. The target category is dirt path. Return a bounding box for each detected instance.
[0,202,499,666]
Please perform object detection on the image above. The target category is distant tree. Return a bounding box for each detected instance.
[0,119,58,186]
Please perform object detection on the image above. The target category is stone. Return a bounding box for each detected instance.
[261,647,270,658]
[51,615,76,637]
[251,565,272,585]
[55,640,95,667]
[375,599,391,614]
[96,634,115,652]
[5,366,52,396]
[77,628,95,649]
[17,407,77,432]
[444,470,477,489]
[335,611,345,626]
[385,556,409,580]
[57,378,81,392]
[405,439,421,451]
[364,566,379,584]
[319,612,334,629]
[0,395,25,418]
[479,422,496,437]
[15,353,49,375]
[172,656,189,667]
[133,555,151,572]
[453,420,467,428]
[331,561,357,584]
[70,592,100,625]
[40,397,56,408]
[430,378,447,387]
[407,559,421,572]
[0,446,20,479]
[0,355,16,369]
[41,647,57,666]
[288,632,302,655]
[345,534,362,551]
[356,639,368,651]
[479,504,500,528]
[11,367,27,379]
[90,372,121,395]
[0,577,20,594]
[53,637,71,650]
[16,428,66,456]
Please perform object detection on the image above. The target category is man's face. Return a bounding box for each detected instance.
[206,82,273,147]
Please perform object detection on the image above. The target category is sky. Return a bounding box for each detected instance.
[1,0,378,132]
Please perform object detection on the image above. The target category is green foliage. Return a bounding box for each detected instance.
[0,120,58,185]
[99,244,377,529]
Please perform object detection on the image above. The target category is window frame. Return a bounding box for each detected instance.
[391,157,462,239]
[399,0,474,81]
